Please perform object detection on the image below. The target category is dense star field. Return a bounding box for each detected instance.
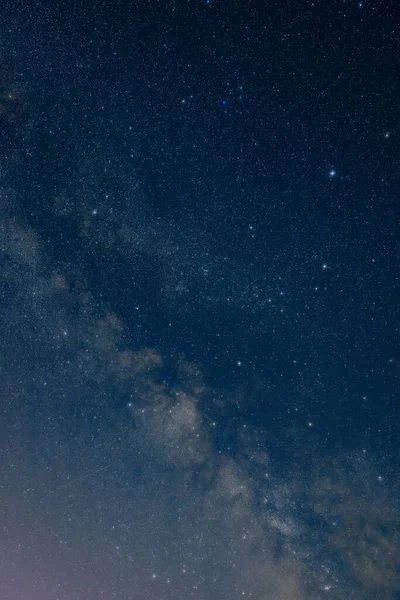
[0,0,398,598]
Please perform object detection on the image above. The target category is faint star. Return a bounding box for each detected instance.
[329,169,336,177]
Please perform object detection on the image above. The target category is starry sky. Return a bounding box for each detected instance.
[0,0,399,598]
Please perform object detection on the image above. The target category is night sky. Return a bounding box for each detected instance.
[0,0,399,598]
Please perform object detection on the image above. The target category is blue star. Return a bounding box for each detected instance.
[329,169,336,178]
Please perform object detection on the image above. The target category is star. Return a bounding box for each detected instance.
[329,169,336,178]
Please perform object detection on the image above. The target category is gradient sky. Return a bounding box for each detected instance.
[0,0,399,599]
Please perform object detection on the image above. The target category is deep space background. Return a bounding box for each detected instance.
[0,0,399,598]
